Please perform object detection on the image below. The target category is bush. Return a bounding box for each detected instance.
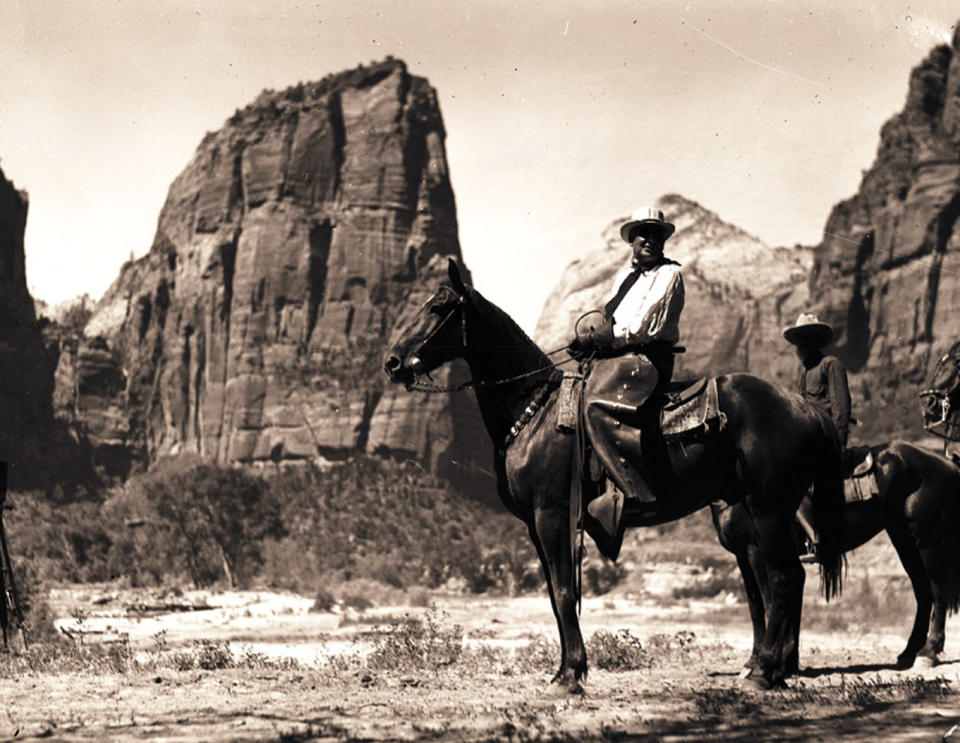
[311,587,337,612]
[587,629,650,671]
[366,611,463,672]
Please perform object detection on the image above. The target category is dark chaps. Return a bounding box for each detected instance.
[583,348,675,508]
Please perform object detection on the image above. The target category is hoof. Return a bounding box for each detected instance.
[895,653,916,670]
[550,668,586,690]
[738,669,786,691]
[545,678,585,697]
[740,674,773,691]
[914,655,938,669]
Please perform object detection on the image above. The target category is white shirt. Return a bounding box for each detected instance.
[607,261,684,349]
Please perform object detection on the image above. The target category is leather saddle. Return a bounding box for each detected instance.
[660,377,725,441]
[843,446,879,502]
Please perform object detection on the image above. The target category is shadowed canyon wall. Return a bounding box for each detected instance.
[0,167,56,487]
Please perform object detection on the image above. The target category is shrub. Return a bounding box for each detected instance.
[366,610,463,672]
[311,587,337,612]
[587,629,649,670]
[583,556,627,596]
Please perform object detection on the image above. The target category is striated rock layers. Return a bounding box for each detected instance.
[83,59,489,490]
[808,27,960,442]
[0,167,58,488]
[535,194,812,388]
[538,27,960,444]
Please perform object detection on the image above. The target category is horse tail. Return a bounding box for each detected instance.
[809,423,846,601]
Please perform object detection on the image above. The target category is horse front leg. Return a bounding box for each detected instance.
[531,503,586,689]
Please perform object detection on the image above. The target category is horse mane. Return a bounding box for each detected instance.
[466,286,551,367]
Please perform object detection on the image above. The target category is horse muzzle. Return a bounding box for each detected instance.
[383,353,422,385]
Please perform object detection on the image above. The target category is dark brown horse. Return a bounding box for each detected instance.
[714,441,960,673]
[383,260,846,690]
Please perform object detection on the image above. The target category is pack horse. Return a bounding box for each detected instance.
[384,260,845,690]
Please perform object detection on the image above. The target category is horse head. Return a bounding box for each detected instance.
[383,258,471,387]
[920,340,960,438]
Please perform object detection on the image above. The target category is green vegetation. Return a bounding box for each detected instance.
[4,455,541,637]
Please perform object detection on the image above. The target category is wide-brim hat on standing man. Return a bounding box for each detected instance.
[620,206,676,243]
[783,312,833,347]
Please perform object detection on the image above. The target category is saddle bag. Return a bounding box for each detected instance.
[556,371,586,433]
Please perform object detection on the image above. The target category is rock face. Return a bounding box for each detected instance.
[83,60,489,491]
[535,194,812,386]
[808,27,960,442]
[538,27,960,445]
[0,167,58,488]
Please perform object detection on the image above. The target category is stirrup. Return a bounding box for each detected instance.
[798,542,820,564]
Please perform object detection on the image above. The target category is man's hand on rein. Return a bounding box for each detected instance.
[568,318,614,357]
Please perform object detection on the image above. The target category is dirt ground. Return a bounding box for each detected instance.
[0,565,958,743]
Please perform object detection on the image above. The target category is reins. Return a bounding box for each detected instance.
[404,303,593,394]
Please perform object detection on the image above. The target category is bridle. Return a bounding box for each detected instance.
[919,352,960,432]
[402,287,581,394]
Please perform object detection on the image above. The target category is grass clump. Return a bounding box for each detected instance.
[366,610,463,672]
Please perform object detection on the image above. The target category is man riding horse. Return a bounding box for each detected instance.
[568,206,684,536]
[782,313,852,562]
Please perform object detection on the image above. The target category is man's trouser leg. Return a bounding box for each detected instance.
[583,354,660,509]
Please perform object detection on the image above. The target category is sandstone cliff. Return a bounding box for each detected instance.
[535,194,812,386]
[808,26,960,442]
[82,60,489,490]
[537,26,960,446]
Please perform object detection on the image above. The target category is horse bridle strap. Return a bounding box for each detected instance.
[405,288,575,393]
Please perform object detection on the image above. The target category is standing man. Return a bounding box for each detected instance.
[570,206,685,539]
[783,313,852,562]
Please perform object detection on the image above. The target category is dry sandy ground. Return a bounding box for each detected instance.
[0,579,957,743]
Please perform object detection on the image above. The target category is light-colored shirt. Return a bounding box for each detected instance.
[607,262,684,349]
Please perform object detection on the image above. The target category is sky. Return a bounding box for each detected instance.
[1,1,957,333]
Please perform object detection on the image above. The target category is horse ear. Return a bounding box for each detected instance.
[447,258,467,295]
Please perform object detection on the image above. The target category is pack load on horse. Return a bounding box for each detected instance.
[384,237,846,689]
[921,340,960,448]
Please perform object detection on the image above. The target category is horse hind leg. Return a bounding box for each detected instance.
[746,508,806,689]
[885,522,932,669]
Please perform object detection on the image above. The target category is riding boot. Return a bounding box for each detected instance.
[586,479,625,542]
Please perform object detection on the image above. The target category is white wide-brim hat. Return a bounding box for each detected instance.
[620,206,676,243]
[783,312,833,346]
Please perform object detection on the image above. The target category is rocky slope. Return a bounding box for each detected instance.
[80,59,489,492]
[535,194,812,386]
[538,26,960,445]
[807,26,960,442]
